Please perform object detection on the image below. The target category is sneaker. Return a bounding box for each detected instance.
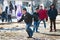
[36,31,40,33]
[27,37,32,38]
[54,30,57,32]
[50,30,52,32]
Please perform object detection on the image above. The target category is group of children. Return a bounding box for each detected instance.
[18,8,47,38]
[18,4,58,38]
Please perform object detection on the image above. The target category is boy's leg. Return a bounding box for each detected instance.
[26,29,31,37]
[9,15,12,22]
[43,20,46,28]
[8,15,12,22]
[50,19,53,32]
[2,18,4,22]
[36,27,39,32]
[36,22,39,32]
[29,28,33,37]
[26,23,33,38]
[33,22,36,32]
[5,16,7,22]
[8,15,10,22]
[38,21,40,27]
[53,19,56,32]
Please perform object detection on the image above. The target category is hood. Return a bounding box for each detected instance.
[39,4,44,10]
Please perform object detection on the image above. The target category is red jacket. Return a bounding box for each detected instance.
[38,9,48,20]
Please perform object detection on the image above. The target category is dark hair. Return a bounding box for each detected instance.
[5,6,8,13]
[50,4,56,9]
[23,8,27,11]
[6,6,8,9]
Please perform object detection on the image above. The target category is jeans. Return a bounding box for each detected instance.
[26,23,33,37]
[33,21,39,32]
[39,19,46,28]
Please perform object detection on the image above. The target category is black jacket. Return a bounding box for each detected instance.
[48,9,58,19]
[18,12,32,24]
[1,11,6,18]
[33,12,39,22]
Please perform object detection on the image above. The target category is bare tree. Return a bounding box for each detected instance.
[53,0,57,7]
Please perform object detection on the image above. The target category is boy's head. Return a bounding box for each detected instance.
[50,4,56,9]
[50,5,55,9]
[6,6,8,9]
[35,8,39,13]
[22,8,27,14]
[40,6,43,9]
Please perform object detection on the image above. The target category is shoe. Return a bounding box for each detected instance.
[36,31,40,33]
[44,27,46,29]
[54,30,57,32]
[50,30,52,32]
[27,37,32,38]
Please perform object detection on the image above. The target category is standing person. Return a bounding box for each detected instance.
[9,1,14,13]
[15,5,17,14]
[18,8,33,38]
[38,5,48,28]
[7,7,12,22]
[8,1,13,22]
[48,4,58,32]
[1,6,9,22]
[33,8,39,33]
[5,6,8,22]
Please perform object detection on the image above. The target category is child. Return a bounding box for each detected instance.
[38,5,48,28]
[18,8,33,38]
[33,8,39,33]
[48,4,58,32]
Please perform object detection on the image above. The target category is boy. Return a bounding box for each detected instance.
[18,8,33,38]
[33,8,39,33]
[48,5,58,32]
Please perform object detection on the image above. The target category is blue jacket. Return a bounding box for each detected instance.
[48,9,58,19]
[1,11,6,18]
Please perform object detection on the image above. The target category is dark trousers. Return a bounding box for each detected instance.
[2,15,7,22]
[8,15,12,22]
[50,19,56,31]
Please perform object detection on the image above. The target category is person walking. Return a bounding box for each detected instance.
[18,8,33,38]
[48,4,58,32]
[33,8,39,33]
[38,5,48,28]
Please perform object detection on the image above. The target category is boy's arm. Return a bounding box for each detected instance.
[56,9,58,16]
[45,10,48,22]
